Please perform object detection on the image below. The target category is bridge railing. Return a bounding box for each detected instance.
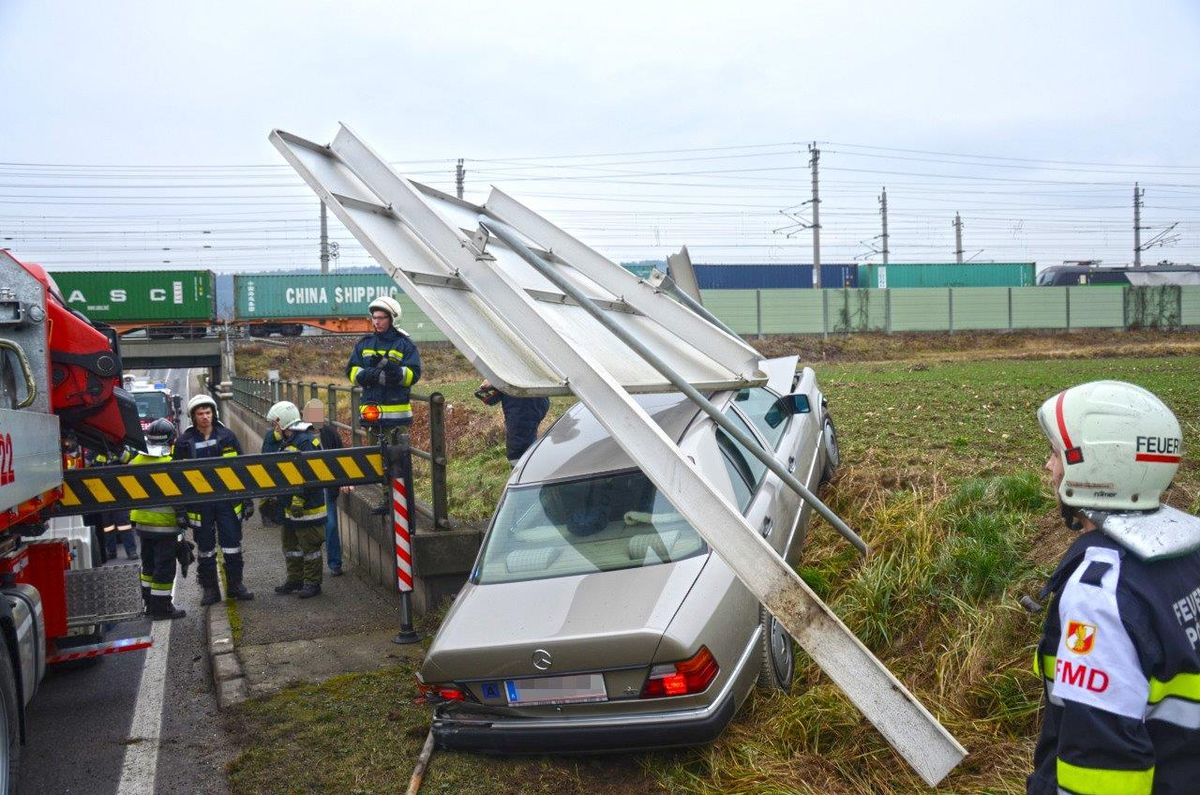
[229,376,451,531]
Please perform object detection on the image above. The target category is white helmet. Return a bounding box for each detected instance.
[1038,380,1181,512]
[267,400,302,431]
[368,295,406,333]
[188,393,218,420]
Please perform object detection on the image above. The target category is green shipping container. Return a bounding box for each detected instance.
[50,270,215,323]
[234,272,406,319]
[856,262,1035,289]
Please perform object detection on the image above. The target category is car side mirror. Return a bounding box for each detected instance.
[764,394,810,428]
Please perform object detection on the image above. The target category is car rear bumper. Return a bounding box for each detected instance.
[431,684,738,753]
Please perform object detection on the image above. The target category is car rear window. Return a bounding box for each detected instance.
[474,470,707,584]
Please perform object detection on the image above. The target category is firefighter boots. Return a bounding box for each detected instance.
[227,582,255,601]
[200,586,223,606]
[274,581,302,595]
[297,583,322,599]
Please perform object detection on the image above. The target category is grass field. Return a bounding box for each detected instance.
[226,331,1200,794]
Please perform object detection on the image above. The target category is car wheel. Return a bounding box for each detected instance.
[819,415,840,486]
[756,606,795,692]
[0,648,20,793]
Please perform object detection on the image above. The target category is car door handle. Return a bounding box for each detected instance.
[760,516,773,536]
[787,456,797,473]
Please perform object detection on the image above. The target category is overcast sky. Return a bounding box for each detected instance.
[3,1,1199,271]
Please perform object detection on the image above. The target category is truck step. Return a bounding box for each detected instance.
[66,563,145,627]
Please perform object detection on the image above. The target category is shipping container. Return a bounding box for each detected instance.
[690,263,857,289]
[234,272,406,319]
[49,269,215,323]
[856,262,1035,289]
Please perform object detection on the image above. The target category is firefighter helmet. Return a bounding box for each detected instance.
[267,400,302,431]
[1037,380,1181,512]
[144,418,177,457]
[368,295,405,332]
[188,393,218,420]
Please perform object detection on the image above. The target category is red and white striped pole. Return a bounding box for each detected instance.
[391,432,419,644]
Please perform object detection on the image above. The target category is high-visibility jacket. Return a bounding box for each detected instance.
[1029,528,1200,795]
[128,453,181,534]
[176,421,244,525]
[280,427,327,527]
[346,327,421,425]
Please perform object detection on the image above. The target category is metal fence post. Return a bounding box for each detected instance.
[429,393,449,530]
[948,288,954,335]
[1065,287,1071,332]
[326,384,337,436]
[821,289,829,340]
[885,289,892,334]
[1008,288,1014,331]
[755,289,763,340]
[350,388,362,445]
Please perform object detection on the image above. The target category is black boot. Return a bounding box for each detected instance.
[297,583,322,599]
[150,595,186,620]
[200,586,223,606]
[274,581,302,595]
[227,582,255,601]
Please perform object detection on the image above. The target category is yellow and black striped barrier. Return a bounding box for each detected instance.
[53,447,388,516]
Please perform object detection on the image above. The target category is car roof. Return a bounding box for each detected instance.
[515,391,714,484]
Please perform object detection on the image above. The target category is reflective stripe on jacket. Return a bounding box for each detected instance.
[1028,529,1200,795]
[128,453,180,532]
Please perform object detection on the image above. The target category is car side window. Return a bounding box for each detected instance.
[733,387,789,449]
[715,411,768,512]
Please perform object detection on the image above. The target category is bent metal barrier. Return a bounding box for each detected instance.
[270,123,966,787]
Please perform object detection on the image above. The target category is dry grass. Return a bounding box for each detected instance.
[228,330,1200,794]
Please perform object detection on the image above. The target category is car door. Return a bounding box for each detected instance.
[729,388,800,557]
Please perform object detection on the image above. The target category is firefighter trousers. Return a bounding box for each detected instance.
[193,503,244,589]
[137,528,179,615]
[281,520,324,586]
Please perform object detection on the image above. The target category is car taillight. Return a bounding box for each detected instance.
[639,646,719,699]
[415,677,467,705]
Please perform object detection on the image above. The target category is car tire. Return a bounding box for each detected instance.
[819,415,840,486]
[756,605,795,692]
[0,647,21,794]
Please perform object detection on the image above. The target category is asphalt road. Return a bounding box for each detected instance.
[17,367,235,794]
[17,579,233,795]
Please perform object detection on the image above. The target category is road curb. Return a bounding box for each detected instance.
[207,603,249,709]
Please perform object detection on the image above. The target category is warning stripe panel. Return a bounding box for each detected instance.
[53,447,389,516]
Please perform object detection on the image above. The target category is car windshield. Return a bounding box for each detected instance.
[134,392,169,420]
[474,469,707,584]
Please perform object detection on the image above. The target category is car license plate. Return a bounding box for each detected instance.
[504,673,607,706]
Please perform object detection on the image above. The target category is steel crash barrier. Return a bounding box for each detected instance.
[53,446,388,515]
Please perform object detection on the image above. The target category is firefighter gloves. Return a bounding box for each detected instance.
[176,539,196,578]
[287,496,306,519]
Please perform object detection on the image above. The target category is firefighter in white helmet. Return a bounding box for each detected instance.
[1029,380,1200,795]
[346,295,422,430]
[175,393,254,604]
[266,400,328,598]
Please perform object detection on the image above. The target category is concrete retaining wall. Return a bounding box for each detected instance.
[218,396,481,615]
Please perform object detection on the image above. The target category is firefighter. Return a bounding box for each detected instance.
[346,296,422,432]
[266,401,327,598]
[130,419,188,620]
[475,379,550,465]
[175,394,254,605]
[93,446,136,559]
[1029,380,1200,795]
